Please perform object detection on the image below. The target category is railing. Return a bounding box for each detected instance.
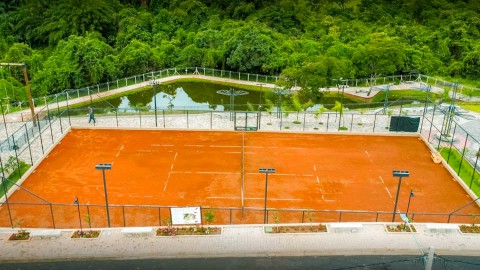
[8,67,281,114]
[0,201,476,229]
[5,67,480,116]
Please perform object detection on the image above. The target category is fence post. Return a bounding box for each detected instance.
[446,124,457,163]
[457,132,468,176]
[230,209,232,224]
[50,204,56,229]
[36,114,45,154]
[339,212,342,222]
[66,94,71,126]
[115,109,119,127]
[158,207,161,226]
[303,112,306,131]
[139,109,142,127]
[326,114,330,131]
[23,124,34,165]
[47,106,54,144]
[55,95,63,134]
[122,206,126,227]
[469,155,479,189]
[350,114,353,131]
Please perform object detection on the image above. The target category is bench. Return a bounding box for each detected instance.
[30,229,62,239]
[329,223,363,233]
[425,223,459,233]
[121,227,152,236]
[430,151,442,164]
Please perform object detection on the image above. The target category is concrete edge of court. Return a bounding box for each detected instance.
[0,222,479,262]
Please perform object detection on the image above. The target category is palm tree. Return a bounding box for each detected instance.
[331,101,346,130]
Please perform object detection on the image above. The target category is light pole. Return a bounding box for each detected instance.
[96,163,112,227]
[405,189,415,216]
[259,168,275,224]
[74,196,83,236]
[392,170,409,222]
[217,88,249,121]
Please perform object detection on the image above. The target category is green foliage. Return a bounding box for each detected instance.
[2,0,480,100]
[0,157,30,197]
[439,148,480,197]
[85,212,93,230]
[204,210,215,225]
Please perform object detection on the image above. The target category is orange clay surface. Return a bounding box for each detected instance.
[1,129,479,228]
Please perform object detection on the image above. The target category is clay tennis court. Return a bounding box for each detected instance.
[1,129,479,228]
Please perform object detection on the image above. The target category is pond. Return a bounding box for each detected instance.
[86,81,359,112]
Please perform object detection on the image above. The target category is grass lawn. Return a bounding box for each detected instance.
[440,148,480,197]
[458,103,480,113]
[0,164,31,197]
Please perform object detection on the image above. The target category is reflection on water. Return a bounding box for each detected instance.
[89,81,359,112]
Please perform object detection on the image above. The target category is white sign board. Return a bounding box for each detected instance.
[171,207,202,225]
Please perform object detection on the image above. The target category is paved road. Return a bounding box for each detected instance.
[1,255,480,270]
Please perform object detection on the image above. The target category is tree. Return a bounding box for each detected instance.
[225,24,275,73]
[178,45,204,67]
[118,39,159,76]
[115,8,153,48]
[352,33,407,78]
[331,100,346,129]
[24,0,118,45]
[32,35,118,95]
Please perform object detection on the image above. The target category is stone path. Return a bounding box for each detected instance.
[0,223,478,262]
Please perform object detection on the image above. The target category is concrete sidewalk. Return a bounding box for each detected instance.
[0,223,478,262]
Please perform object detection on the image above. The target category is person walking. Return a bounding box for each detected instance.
[88,107,96,124]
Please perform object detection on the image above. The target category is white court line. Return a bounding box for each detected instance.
[151,144,173,147]
[170,152,178,170]
[365,150,370,158]
[184,144,204,147]
[171,171,240,175]
[209,145,241,148]
[313,165,317,172]
[316,176,320,183]
[248,146,278,149]
[379,176,384,184]
[163,173,170,192]
[244,197,303,201]
[136,150,158,153]
[163,152,178,192]
[196,172,240,175]
[385,187,392,198]
[207,196,241,199]
[245,172,314,177]
[115,145,124,158]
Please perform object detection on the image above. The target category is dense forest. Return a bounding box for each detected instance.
[0,0,480,102]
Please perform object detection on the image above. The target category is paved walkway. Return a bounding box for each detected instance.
[0,223,478,262]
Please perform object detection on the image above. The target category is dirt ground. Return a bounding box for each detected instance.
[1,129,479,228]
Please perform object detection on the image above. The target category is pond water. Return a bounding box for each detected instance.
[88,81,358,112]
